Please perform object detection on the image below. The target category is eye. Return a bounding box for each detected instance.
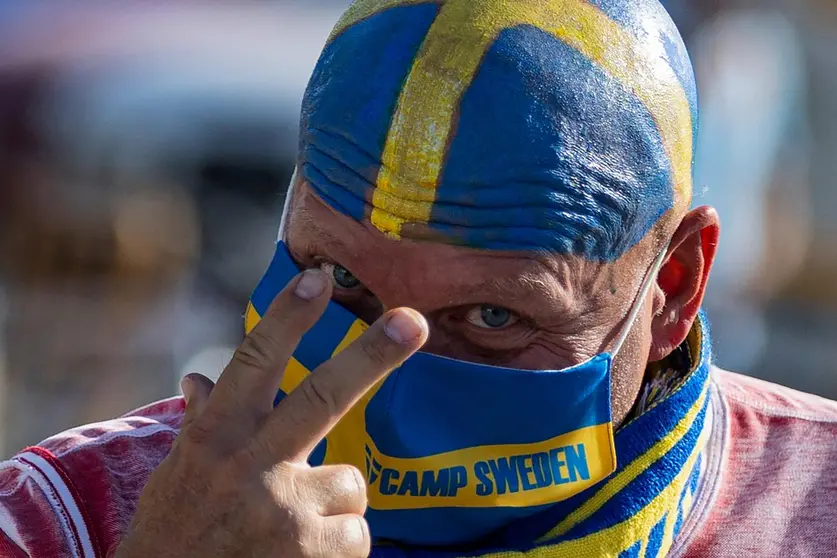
[465,305,518,329]
[319,262,362,289]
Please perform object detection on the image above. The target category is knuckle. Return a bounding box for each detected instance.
[339,465,367,504]
[357,336,392,367]
[311,522,332,557]
[176,414,227,459]
[313,515,369,557]
[300,375,340,415]
[274,506,310,555]
[182,417,216,447]
[234,330,279,370]
[270,462,301,506]
[322,465,367,514]
[296,515,331,558]
[339,516,370,555]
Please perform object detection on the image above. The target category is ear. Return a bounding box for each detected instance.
[648,206,720,361]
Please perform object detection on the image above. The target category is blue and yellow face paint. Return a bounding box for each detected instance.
[299,0,697,261]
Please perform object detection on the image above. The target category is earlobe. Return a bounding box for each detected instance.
[649,206,720,361]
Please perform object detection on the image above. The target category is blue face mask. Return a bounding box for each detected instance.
[246,240,667,547]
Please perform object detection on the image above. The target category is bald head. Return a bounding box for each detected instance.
[298,0,696,261]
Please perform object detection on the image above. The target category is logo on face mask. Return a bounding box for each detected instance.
[365,445,382,485]
[472,445,591,496]
[362,440,596,507]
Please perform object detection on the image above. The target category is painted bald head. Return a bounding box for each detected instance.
[298,0,697,261]
[275,0,718,426]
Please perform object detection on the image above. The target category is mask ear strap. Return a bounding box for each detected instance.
[277,167,299,242]
[610,244,671,357]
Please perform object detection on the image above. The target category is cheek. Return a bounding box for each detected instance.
[508,343,592,371]
[609,314,654,427]
[420,331,467,361]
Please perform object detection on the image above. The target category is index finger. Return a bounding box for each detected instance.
[207,268,332,420]
[257,307,428,461]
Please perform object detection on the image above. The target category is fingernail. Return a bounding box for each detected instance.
[385,309,426,344]
[295,269,326,299]
[180,376,194,402]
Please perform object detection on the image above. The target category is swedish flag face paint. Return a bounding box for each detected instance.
[299,0,696,261]
[245,222,669,546]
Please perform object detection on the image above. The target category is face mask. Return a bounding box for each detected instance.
[245,236,668,547]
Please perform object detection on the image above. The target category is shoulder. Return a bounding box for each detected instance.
[711,367,837,495]
[713,366,837,422]
[710,367,837,494]
[0,397,185,557]
[682,368,837,557]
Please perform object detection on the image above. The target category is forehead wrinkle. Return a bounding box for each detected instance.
[289,187,365,258]
[512,250,624,319]
[441,253,577,316]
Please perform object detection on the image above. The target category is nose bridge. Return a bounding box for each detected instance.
[360,253,435,315]
[370,275,427,315]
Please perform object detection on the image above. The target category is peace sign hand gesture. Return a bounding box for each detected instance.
[115,268,428,558]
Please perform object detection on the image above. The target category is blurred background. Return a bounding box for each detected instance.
[0,0,835,457]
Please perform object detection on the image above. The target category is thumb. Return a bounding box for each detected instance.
[180,373,215,429]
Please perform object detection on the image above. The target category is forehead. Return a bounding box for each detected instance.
[286,184,632,314]
[298,0,695,262]
[289,184,562,271]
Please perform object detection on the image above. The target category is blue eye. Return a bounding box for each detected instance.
[466,305,517,329]
[320,262,362,289]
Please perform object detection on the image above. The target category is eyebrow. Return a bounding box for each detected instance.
[290,202,357,255]
[450,262,575,318]
[295,195,578,317]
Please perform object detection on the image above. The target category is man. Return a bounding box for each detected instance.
[2,0,837,556]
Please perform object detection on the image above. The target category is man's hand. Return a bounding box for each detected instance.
[114,268,428,558]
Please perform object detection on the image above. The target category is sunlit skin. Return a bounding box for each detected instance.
[286,179,721,426]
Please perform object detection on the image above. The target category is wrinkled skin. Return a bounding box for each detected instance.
[286,180,720,426]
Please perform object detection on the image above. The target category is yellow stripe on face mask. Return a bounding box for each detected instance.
[244,302,261,335]
[322,320,386,473]
[243,302,313,396]
[246,308,374,472]
[332,0,693,238]
[360,422,615,510]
